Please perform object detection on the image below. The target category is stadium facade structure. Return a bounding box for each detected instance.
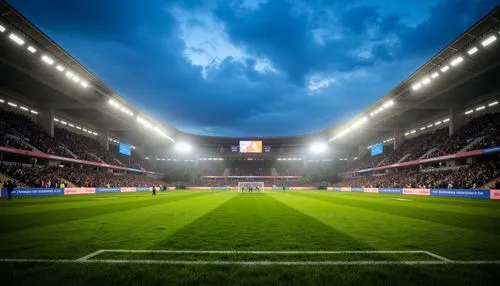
[0,2,500,182]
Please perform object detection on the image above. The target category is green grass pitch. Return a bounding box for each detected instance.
[0,190,499,285]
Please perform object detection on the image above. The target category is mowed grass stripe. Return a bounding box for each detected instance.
[0,191,217,234]
[154,192,372,251]
[290,191,500,235]
[0,191,236,259]
[271,192,500,260]
[303,191,500,218]
[0,191,202,217]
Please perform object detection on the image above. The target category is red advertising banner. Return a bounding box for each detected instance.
[403,188,431,196]
[490,189,500,200]
[64,188,96,195]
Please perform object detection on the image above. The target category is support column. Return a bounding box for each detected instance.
[393,128,404,150]
[39,107,54,137]
[449,108,465,136]
[98,129,109,151]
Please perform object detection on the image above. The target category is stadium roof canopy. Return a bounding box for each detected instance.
[326,5,500,151]
[0,2,499,154]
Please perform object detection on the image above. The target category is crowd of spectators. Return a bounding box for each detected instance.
[337,160,499,189]
[0,164,164,188]
[424,113,500,158]
[0,109,152,170]
[350,113,500,171]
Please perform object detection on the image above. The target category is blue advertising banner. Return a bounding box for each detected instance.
[210,187,232,190]
[351,187,364,192]
[95,187,121,193]
[136,187,151,192]
[1,188,64,198]
[430,189,490,199]
[379,188,403,194]
[483,146,500,154]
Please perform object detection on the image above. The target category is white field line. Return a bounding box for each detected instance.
[423,251,453,262]
[1,258,500,265]
[100,249,430,255]
[76,249,107,261]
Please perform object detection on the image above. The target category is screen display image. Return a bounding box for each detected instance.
[371,143,383,156]
[119,143,132,156]
[239,141,262,153]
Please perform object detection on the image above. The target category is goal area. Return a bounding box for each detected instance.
[238,182,264,192]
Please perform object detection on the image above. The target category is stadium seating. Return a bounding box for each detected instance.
[0,109,152,170]
[0,164,164,188]
[337,160,500,189]
[350,113,500,170]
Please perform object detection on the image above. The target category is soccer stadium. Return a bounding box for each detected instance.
[1,1,500,285]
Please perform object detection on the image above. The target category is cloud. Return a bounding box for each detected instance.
[6,0,499,137]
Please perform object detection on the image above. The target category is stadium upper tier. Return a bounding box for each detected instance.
[349,112,500,171]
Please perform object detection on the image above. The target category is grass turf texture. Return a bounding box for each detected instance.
[0,190,499,285]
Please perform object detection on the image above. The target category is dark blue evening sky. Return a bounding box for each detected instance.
[8,0,499,136]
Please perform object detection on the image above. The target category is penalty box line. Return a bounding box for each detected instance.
[1,258,500,265]
[74,249,453,262]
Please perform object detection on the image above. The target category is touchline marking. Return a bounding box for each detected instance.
[1,258,500,266]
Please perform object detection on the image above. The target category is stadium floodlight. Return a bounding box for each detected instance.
[427,124,433,128]
[53,118,60,122]
[404,132,410,136]
[440,65,450,73]
[0,24,5,32]
[56,65,65,72]
[420,127,426,131]
[65,71,74,78]
[27,46,37,53]
[383,100,394,108]
[68,124,74,128]
[30,110,38,114]
[76,126,82,130]
[7,102,17,108]
[431,72,439,79]
[41,55,54,65]
[80,81,89,88]
[174,142,192,153]
[309,142,328,154]
[60,121,67,125]
[434,121,442,125]
[475,105,485,111]
[410,130,416,134]
[481,35,497,47]
[92,132,98,136]
[443,118,450,123]
[467,47,478,55]
[19,106,29,111]
[421,77,431,85]
[412,82,422,91]
[72,75,81,83]
[0,99,4,103]
[9,33,25,46]
[464,109,473,115]
[450,56,463,66]
[488,101,498,107]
